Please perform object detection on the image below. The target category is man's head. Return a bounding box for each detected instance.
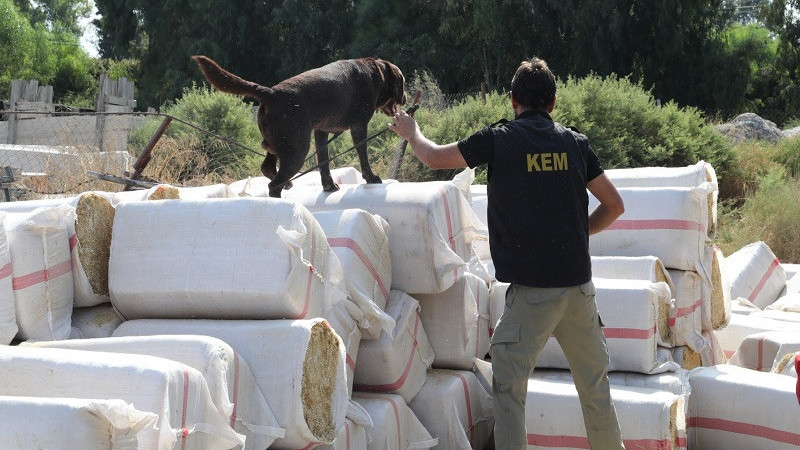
[510,57,556,113]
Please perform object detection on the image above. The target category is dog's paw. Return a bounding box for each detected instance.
[322,181,340,192]
[364,174,382,184]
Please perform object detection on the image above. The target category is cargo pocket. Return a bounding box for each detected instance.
[490,323,524,385]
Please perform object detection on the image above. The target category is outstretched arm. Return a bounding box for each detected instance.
[389,110,467,169]
[587,173,624,235]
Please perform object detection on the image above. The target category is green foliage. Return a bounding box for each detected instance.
[130,85,262,180]
[553,74,736,180]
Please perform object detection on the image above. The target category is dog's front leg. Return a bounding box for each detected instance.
[314,130,339,192]
[350,124,382,184]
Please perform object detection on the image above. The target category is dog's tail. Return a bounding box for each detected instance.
[192,55,273,101]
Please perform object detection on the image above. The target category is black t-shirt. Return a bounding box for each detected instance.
[458,110,604,287]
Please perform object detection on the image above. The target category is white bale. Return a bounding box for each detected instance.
[111,184,182,202]
[606,161,717,189]
[5,206,73,341]
[313,208,395,339]
[0,396,157,450]
[731,297,761,315]
[175,183,235,199]
[714,311,797,360]
[318,418,369,450]
[488,281,509,338]
[70,303,123,338]
[414,272,490,369]
[668,329,728,370]
[229,168,366,198]
[687,365,800,449]
[532,368,691,397]
[25,334,285,450]
[784,272,800,296]
[407,369,493,450]
[525,378,686,450]
[113,318,348,449]
[352,392,438,450]
[591,255,675,292]
[729,330,800,373]
[109,197,344,320]
[284,181,487,294]
[536,278,677,374]
[353,290,435,403]
[667,269,705,351]
[767,293,800,312]
[783,263,800,281]
[0,212,16,344]
[468,184,490,262]
[588,183,716,271]
[326,297,363,396]
[725,241,786,309]
[0,345,244,450]
[0,192,118,307]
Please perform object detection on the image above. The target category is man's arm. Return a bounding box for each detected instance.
[586,173,624,235]
[389,110,468,169]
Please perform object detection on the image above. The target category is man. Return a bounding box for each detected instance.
[389,57,626,449]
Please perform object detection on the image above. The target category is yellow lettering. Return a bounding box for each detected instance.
[554,152,568,170]
[527,154,540,172]
[541,153,552,171]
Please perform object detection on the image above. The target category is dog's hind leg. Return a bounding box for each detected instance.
[267,137,309,198]
[314,130,339,192]
[350,123,382,184]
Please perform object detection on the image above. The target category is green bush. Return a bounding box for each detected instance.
[130,84,263,181]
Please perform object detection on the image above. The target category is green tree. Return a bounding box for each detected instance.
[761,0,800,123]
[12,0,91,34]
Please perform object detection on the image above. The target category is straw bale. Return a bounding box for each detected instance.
[75,192,115,296]
[302,321,341,443]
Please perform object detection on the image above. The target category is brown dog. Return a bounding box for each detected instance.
[192,55,406,197]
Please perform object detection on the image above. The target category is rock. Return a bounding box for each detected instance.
[782,126,800,139]
[716,113,782,144]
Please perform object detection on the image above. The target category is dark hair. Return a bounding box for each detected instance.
[510,57,556,111]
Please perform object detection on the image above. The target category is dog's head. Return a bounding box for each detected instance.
[374,60,407,116]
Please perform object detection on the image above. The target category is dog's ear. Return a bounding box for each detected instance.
[378,60,406,103]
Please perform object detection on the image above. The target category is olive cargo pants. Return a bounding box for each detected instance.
[490,281,625,450]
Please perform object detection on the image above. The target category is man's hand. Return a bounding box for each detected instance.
[388,110,419,142]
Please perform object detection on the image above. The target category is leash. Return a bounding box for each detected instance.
[274,102,421,188]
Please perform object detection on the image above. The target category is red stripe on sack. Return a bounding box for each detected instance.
[297,229,317,320]
[602,326,657,339]
[676,435,688,449]
[748,258,780,303]
[757,337,765,371]
[296,442,318,450]
[353,315,420,393]
[439,188,459,281]
[607,219,705,233]
[346,353,356,371]
[687,417,800,445]
[388,396,402,450]
[724,349,735,359]
[327,237,389,302]
[230,353,240,428]
[345,421,351,450]
[527,434,674,449]
[12,259,72,291]
[181,369,190,450]
[474,278,481,359]
[0,262,12,280]
[668,299,702,327]
[455,373,475,447]
[68,233,77,251]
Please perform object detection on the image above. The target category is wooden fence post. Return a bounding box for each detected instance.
[95,74,136,151]
[5,79,54,144]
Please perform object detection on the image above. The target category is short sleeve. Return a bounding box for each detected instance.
[457,127,495,169]
[586,143,604,182]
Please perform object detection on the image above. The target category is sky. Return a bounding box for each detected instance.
[79,4,100,58]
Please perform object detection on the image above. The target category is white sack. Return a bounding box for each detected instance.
[667,269,705,351]
[407,369,493,450]
[113,318,348,449]
[414,272,490,369]
[488,281,509,338]
[725,241,785,309]
[785,271,800,296]
[25,334,285,449]
[468,184,490,262]
[536,278,678,374]
[588,183,716,271]
[714,312,797,360]
[352,392,438,450]
[70,303,123,339]
[5,206,73,341]
[606,161,717,189]
[532,368,691,398]
[353,290,435,403]
[525,378,686,450]
[109,197,344,320]
[767,293,800,312]
[687,365,800,449]
[728,330,800,373]
[229,168,367,198]
[326,297,363,396]
[0,396,157,450]
[318,418,369,450]
[314,208,394,339]
[0,212,17,344]
[175,183,235,199]
[284,181,487,294]
[0,345,243,450]
[591,255,675,293]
